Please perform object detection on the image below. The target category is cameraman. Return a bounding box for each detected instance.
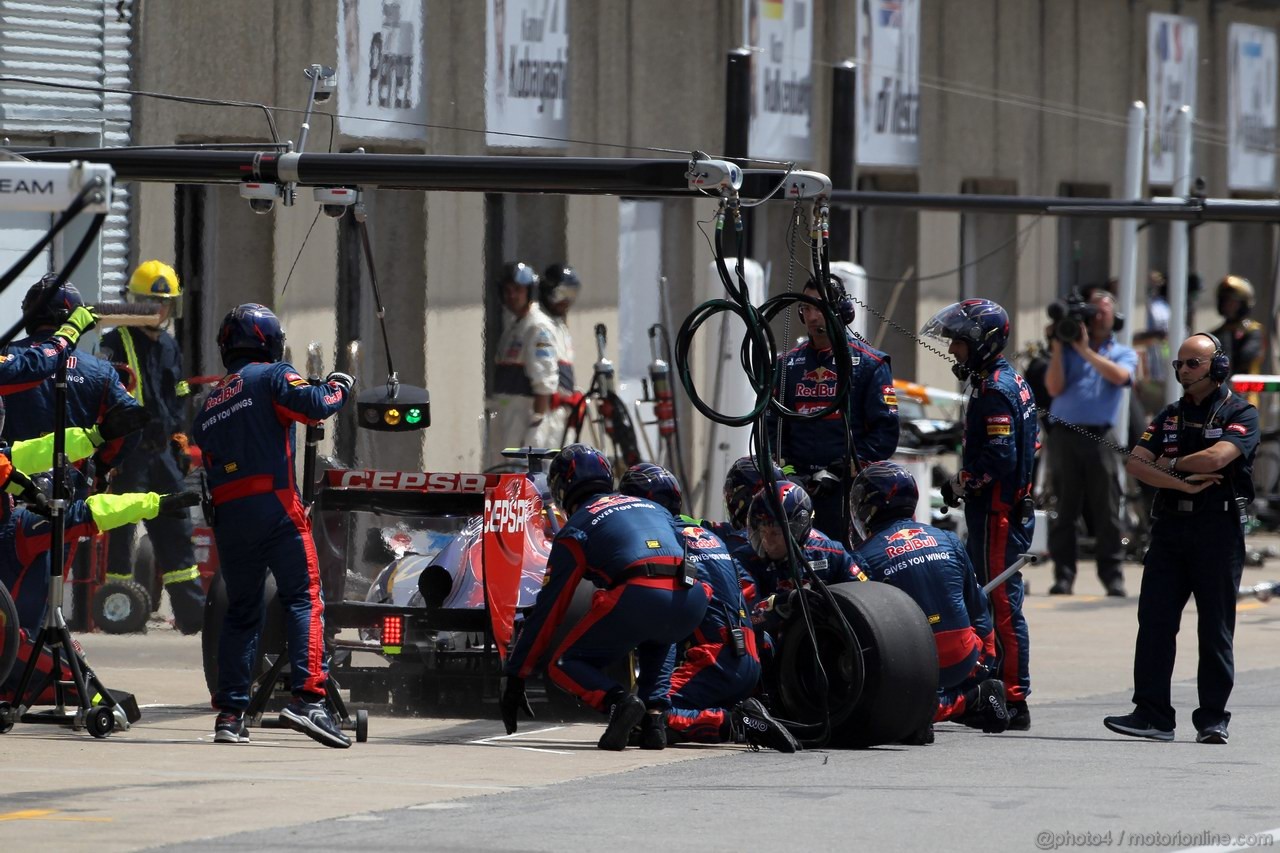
[1044,290,1138,596]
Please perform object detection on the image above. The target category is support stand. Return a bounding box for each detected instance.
[0,347,121,737]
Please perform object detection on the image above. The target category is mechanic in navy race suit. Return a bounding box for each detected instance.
[0,276,140,476]
[922,298,1037,730]
[194,304,354,749]
[847,461,1010,735]
[766,274,899,543]
[499,445,710,751]
[618,463,798,753]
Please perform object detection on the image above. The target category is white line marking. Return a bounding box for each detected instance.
[468,725,576,754]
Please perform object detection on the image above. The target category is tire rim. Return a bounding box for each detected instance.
[102,592,134,622]
[776,596,865,727]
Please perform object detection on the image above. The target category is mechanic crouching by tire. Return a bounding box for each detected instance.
[618,463,798,753]
[921,298,1036,731]
[847,462,1009,738]
[194,304,354,748]
[499,445,710,751]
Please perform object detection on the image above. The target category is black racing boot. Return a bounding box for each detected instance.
[598,694,646,751]
[1006,700,1030,731]
[731,698,800,753]
[960,679,1010,733]
[639,710,667,750]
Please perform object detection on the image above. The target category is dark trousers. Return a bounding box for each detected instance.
[1047,427,1124,587]
[1133,511,1244,731]
[809,477,851,547]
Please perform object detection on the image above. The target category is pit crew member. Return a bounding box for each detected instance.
[194,303,353,748]
[500,445,710,751]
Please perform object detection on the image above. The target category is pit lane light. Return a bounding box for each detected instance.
[1231,375,1280,394]
[357,381,431,432]
[0,161,113,214]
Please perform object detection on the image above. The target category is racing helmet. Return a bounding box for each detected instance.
[849,461,919,541]
[498,261,539,290]
[921,298,1010,378]
[548,443,614,515]
[1217,275,1255,320]
[619,462,683,515]
[128,260,182,299]
[217,303,285,368]
[540,264,581,312]
[747,481,813,559]
[21,274,84,335]
[723,456,785,530]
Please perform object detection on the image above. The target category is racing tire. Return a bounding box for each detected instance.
[541,581,635,722]
[201,572,286,697]
[355,708,369,743]
[0,581,18,687]
[132,534,160,612]
[776,581,938,748]
[92,580,153,635]
[87,704,115,738]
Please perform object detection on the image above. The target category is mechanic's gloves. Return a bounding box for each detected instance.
[941,474,965,508]
[93,403,151,445]
[500,675,534,735]
[157,491,201,518]
[325,371,355,394]
[7,469,50,515]
[54,305,99,348]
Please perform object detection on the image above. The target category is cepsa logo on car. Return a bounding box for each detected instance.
[328,470,496,492]
[485,498,531,533]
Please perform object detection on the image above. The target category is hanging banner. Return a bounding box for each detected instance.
[337,0,426,141]
[854,0,920,168]
[1228,23,1277,192]
[486,0,570,148]
[742,0,813,162]
[1147,13,1198,186]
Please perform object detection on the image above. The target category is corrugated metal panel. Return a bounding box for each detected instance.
[0,0,133,298]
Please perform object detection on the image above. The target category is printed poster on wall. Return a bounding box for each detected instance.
[338,0,426,141]
[1147,13,1198,186]
[1228,23,1277,192]
[854,0,920,168]
[742,0,814,162]
[486,0,569,148]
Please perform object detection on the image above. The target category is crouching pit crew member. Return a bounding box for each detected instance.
[1104,332,1257,745]
[848,462,1009,738]
[499,445,710,750]
[618,463,798,753]
[195,304,354,748]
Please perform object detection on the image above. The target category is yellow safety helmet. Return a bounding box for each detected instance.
[1217,275,1254,320]
[128,260,181,299]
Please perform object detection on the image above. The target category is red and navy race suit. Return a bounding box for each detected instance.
[666,521,761,743]
[851,518,997,721]
[959,356,1037,703]
[766,334,899,539]
[193,360,348,710]
[504,494,710,713]
[0,336,140,471]
[731,528,863,606]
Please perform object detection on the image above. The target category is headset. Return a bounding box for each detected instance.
[1193,331,1231,383]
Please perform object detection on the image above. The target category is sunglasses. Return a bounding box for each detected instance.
[1171,358,1209,371]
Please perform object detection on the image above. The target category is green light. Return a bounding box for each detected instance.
[406,407,422,424]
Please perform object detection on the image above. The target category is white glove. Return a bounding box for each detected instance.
[325,371,355,393]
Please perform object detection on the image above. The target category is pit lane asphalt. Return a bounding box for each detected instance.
[4,555,1280,853]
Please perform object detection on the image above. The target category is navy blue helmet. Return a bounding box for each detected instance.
[619,463,683,515]
[849,461,919,540]
[747,481,813,558]
[724,456,785,530]
[921,299,1010,377]
[217,303,285,368]
[22,274,84,334]
[548,443,613,515]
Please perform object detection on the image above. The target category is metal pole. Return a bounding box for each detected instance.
[724,48,753,255]
[1115,101,1146,447]
[828,60,857,261]
[1166,106,1193,404]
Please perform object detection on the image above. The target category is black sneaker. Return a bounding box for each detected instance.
[960,680,1010,733]
[280,699,351,749]
[1103,712,1174,742]
[639,711,667,750]
[1006,700,1030,731]
[1048,580,1073,595]
[214,711,250,744]
[731,698,800,753]
[1105,582,1127,598]
[1196,723,1228,744]
[598,694,646,751]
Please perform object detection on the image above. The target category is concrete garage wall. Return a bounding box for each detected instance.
[124,0,1280,490]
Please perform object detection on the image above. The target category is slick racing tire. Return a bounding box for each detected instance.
[776,581,938,748]
[92,579,153,635]
[201,571,286,697]
[541,580,636,722]
[0,581,18,687]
